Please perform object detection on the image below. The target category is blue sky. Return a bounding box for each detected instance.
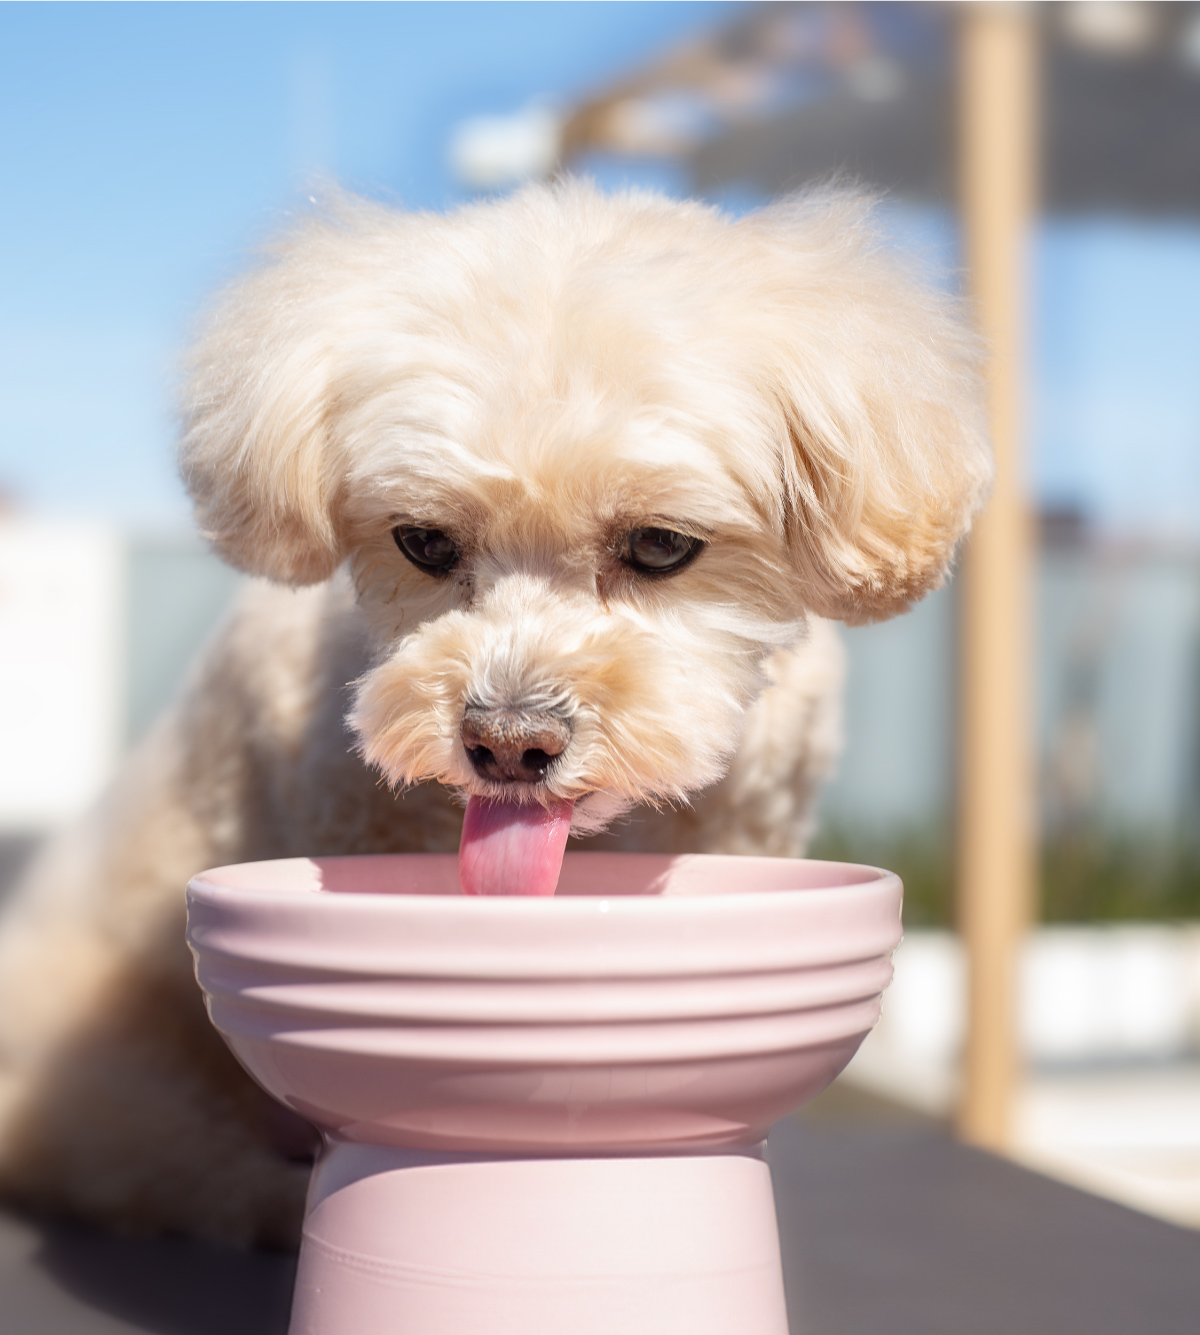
[2,1,1198,539]
[0,1,738,524]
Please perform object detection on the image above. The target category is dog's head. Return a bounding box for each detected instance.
[180,182,990,885]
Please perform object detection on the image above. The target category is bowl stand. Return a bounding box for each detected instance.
[292,1142,788,1335]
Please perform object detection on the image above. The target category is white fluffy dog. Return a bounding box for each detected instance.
[0,181,989,1244]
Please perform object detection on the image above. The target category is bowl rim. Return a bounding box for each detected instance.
[186,854,903,980]
[186,850,901,919]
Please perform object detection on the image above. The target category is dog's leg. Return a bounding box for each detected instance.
[0,742,313,1244]
[0,648,330,1243]
[0,921,312,1246]
[0,577,461,1244]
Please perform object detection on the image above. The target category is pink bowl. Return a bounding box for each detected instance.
[186,852,902,1153]
[187,852,901,1335]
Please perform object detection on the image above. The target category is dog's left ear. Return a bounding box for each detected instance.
[737,193,993,625]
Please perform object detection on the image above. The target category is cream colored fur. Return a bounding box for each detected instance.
[0,180,989,1244]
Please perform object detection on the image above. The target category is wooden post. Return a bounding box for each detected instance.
[956,3,1038,1152]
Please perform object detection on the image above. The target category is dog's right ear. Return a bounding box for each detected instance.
[732,191,993,625]
[179,215,358,586]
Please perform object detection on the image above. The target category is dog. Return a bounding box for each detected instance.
[0,180,989,1245]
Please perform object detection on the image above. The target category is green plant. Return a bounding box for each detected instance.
[810,821,1200,926]
[809,823,954,928]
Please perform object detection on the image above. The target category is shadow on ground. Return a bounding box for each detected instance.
[0,1207,294,1335]
[1,1083,1197,1334]
[780,1084,1199,1335]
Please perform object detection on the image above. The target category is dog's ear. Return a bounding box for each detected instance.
[737,192,993,625]
[179,211,364,585]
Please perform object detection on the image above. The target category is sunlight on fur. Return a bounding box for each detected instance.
[0,179,990,1244]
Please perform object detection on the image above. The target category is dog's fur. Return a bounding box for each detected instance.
[0,181,989,1245]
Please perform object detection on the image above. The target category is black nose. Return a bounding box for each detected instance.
[460,706,571,785]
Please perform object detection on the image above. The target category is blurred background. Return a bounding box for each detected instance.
[2,1,1199,1229]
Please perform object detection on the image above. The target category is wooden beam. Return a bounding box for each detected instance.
[955,3,1039,1152]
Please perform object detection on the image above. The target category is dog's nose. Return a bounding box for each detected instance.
[460,706,571,785]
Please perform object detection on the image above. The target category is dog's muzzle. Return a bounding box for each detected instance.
[460,706,571,786]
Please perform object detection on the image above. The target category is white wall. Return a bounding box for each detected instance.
[0,519,124,831]
[848,925,1200,1115]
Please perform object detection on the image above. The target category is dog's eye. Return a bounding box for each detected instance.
[623,527,703,575]
[393,526,460,574]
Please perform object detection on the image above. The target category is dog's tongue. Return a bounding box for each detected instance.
[458,796,574,896]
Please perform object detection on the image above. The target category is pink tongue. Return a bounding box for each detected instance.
[458,796,574,897]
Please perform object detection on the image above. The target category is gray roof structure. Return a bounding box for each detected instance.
[562,2,1200,215]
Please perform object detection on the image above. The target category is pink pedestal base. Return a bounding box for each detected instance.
[292,1143,788,1335]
